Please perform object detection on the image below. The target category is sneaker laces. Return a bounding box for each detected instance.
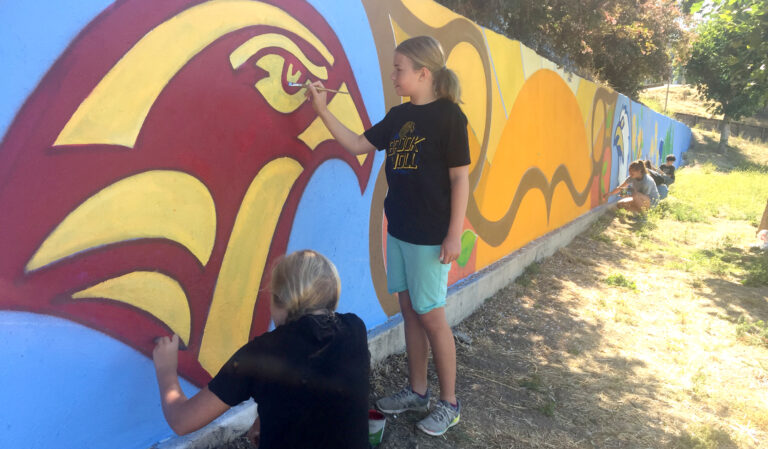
[388,387,414,402]
[430,401,453,423]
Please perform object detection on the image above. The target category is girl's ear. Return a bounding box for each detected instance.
[419,66,430,81]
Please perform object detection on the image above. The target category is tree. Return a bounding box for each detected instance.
[436,0,691,99]
[685,0,768,151]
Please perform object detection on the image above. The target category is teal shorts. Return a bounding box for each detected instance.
[386,233,451,315]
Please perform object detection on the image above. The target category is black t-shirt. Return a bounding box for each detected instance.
[208,313,370,449]
[660,164,675,180]
[364,98,471,245]
[648,169,666,186]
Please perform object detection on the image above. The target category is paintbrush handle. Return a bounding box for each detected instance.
[317,87,349,94]
[289,82,349,95]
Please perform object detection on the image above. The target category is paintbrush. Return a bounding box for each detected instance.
[288,81,349,94]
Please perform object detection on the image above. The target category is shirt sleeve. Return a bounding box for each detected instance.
[363,108,394,151]
[207,345,255,407]
[444,106,471,167]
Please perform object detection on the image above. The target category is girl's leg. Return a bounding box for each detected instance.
[632,192,651,211]
[617,197,634,210]
[398,290,429,395]
[417,307,456,404]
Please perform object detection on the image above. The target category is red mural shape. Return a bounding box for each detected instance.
[0,0,373,386]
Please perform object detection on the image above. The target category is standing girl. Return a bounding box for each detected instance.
[152,250,370,448]
[306,35,470,436]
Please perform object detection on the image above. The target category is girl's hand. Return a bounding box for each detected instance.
[305,81,328,115]
[440,233,461,265]
[153,334,180,376]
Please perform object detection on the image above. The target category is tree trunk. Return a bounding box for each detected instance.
[719,116,730,153]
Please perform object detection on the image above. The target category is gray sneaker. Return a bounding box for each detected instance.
[376,386,430,414]
[417,400,460,436]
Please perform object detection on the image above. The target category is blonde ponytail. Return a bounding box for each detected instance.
[270,250,341,324]
[395,36,462,103]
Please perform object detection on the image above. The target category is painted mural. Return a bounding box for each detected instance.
[0,0,691,447]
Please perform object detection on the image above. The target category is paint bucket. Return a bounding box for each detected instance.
[368,409,386,447]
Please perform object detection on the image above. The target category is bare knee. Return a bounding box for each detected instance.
[416,308,449,334]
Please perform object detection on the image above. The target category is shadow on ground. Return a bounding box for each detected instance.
[364,212,722,449]
[219,206,763,449]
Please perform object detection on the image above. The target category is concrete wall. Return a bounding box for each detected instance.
[0,1,691,447]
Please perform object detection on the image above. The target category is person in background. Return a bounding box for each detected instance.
[644,160,669,200]
[660,154,676,184]
[604,160,660,213]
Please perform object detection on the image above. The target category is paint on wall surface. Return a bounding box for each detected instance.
[0,0,691,447]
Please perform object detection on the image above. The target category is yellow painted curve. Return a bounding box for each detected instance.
[26,171,216,272]
[229,33,330,78]
[446,42,486,146]
[54,0,333,148]
[72,271,191,344]
[199,157,303,375]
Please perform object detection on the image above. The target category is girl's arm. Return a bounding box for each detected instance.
[153,335,230,435]
[306,81,375,156]
[603,177,630,200]
[441,165,470,264]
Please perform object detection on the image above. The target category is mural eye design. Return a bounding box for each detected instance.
[229,33,332,114]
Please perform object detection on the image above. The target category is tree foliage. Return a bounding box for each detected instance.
[685,0,768,122]
[436,0,691,98]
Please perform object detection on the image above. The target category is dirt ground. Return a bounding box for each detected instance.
[218,133,768,449]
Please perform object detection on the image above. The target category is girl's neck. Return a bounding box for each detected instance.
[409,91,438,105]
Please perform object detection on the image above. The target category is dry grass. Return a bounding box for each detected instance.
[639,85,768,129]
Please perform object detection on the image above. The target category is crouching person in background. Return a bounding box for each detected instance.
[644,160,669,200]
[660,154,676,185]
[604,160,660,213]
[152,250,370,449]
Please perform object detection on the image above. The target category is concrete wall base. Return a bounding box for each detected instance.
[150,401,257,449]
[150,205,611,448]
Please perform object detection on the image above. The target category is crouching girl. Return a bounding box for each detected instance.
[152,250,370,448]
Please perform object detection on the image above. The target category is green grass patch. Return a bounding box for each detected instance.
[519,373,544,392]
[672,424,736,449]
[516,262,541,287]
[743,250,768,287]
[677,244,768,286]
[642,97,664,114]
[736,316,768,348]
[537,400,556,417]
[604,273,637,290]
[672,167,768,222]
[653,197,708,223]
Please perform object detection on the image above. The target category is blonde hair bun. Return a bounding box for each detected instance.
[270,250,341,323]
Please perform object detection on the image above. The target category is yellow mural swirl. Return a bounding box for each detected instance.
[72,271,191,345]
[54,0,333,148]
[26,170,216,272]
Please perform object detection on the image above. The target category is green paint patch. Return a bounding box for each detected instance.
[456,229,477,267]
